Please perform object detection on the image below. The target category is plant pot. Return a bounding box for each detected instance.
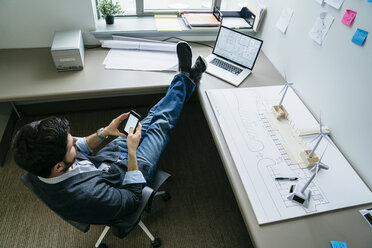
[105,16,114,25]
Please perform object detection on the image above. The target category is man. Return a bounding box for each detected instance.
[11,42,207,225]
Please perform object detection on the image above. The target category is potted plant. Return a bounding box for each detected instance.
[97,0,123,25]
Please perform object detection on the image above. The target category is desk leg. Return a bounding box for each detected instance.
[10,102,21,120]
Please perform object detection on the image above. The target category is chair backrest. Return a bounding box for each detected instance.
[21,173,91,233]
[20,170,171,237]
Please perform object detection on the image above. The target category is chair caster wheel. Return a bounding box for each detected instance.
[162,192,171,201]
[152,238,161,247]
[98,244,108,248]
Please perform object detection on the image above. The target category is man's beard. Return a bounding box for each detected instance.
[62,158,75,172]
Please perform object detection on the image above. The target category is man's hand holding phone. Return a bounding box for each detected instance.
[102,113,130,138]
[127,122,142,153]
[102,110,141,138]
[125,113,142,172]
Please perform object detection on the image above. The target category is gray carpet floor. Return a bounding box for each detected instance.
[0,102,253,248]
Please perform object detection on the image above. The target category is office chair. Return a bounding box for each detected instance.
[21,170,171,248]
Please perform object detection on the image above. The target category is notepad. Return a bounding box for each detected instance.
[330,241,347,248]
[352,28,368,46]
[341,9,356,26]
[155,15,181,31]
[181,13,220,27]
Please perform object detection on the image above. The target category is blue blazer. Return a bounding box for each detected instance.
[28,139,149,225]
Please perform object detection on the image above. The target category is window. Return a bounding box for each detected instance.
[112,0,248,16]
[116,0,136,15]
[144,0,213,11]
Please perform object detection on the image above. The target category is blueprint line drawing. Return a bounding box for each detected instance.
[206,86,372,224]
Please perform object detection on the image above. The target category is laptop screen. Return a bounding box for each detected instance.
[213,26,263,70]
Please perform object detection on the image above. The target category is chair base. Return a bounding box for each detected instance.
[152,238,162,248]
[96,220,163,248]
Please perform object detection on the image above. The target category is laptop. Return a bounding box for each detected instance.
[206,26,263,86]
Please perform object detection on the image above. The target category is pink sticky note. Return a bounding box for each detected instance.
[342,9,357,26]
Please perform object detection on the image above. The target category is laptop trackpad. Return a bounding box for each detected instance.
[206,54,250,87]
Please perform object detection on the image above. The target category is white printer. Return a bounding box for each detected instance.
[51,29,85,72]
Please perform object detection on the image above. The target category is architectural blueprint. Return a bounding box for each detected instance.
[206,86,372,224]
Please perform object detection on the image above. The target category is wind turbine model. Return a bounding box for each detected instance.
[272,74,294,119]
[288,147,329,208]
[300,115,332,166]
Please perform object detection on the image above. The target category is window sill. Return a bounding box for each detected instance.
[91,16,255,41]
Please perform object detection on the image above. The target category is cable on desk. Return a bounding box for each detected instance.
[162,37,214,49]
[85,45,102,49]
[83,38,213,49]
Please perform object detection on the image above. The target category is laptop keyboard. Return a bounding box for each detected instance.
[210,58,243,75]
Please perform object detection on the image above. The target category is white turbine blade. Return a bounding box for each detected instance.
[318,162,329,170]
[313,162,319,177]
[309,133,321,143]
[319,113,323,133]
[280,71,290,94]
[279,84,287,94]
[319,143,329,162]
[311,162,318,172]
[324,135,336,148]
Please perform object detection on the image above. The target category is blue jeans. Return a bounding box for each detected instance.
[118,74,195,182]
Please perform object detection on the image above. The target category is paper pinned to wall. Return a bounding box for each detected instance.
[325,0,344,9]
[275,8,294,33]
[309,12,334,45]
[341,9,357,26]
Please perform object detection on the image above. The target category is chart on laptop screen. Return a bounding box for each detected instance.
[214,27,262,69]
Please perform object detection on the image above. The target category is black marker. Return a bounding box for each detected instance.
[275,177,298,181]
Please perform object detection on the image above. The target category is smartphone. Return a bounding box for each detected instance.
[123,110,141,136]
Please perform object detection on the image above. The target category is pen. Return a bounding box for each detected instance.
[275,177,298,181]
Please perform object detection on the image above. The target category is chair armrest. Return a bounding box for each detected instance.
[112,186,153,238]
[149,170,171,194]
[146,170,171,213]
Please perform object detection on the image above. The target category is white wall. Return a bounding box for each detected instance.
[256,0,372,188]
[0,0,98,48]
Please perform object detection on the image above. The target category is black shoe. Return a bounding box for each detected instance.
[190,56,207,84]
[176,41,192,75]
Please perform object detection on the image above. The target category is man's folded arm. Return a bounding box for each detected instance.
[83,171,146,223]
[84,183,143,223]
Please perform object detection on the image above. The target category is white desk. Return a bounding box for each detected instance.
[0,48,173,103]
[0,46,371,247]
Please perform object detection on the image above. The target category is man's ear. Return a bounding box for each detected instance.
[52,162,64,173]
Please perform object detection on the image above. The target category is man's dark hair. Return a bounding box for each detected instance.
[11,117,70,178]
